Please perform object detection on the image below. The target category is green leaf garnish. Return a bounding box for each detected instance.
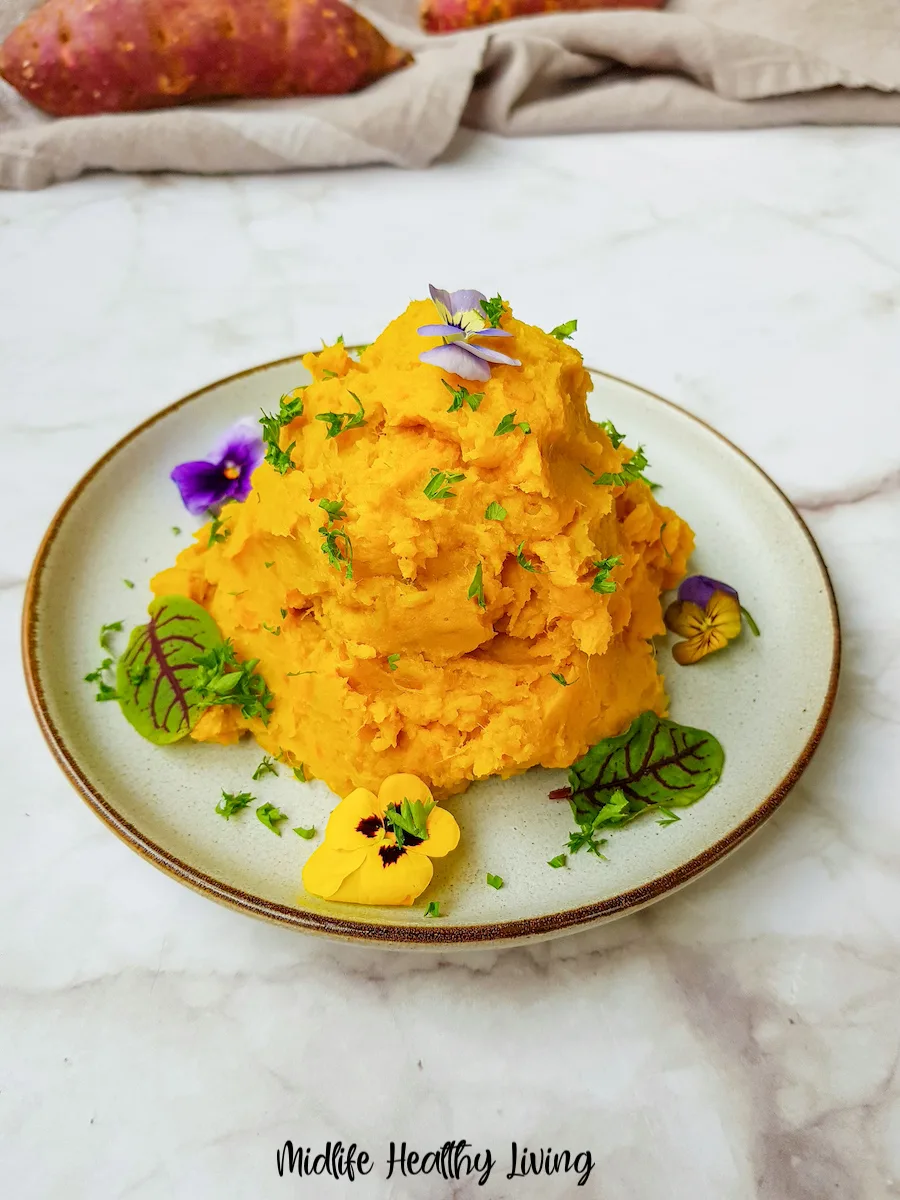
[591,555,623,594]
[484,501,507,521]
[494,411,530,437]
[99,620,123,652]
[261,622,281,636]
[550,672,575,687]
[442,380,483,413]
[116,597,224,744]
[286,671,316,678]
[549,319,577,341]
[659,523,672,562]
[424,901,441,918]
[567,712,724,833]
[256,802,288,835]
[593,445,652,488]
[293,825,316,839]
[216,790,254,819]
[84,655,118,702]
[480,294,505,327]
[486,873,503,890]
[597,419,626,449]
[547,854,567,868]
[657,806,681,827]
[207,511,232,548]
[468,562,485,609]
[260,393,303,475]
[315,391,366,439]
[319,524,353,579]
[190,639,274,725]
[123,579,135,589]
[171,526,182,536]
[252,755,278,781]
[322,369,338,379]
[264,561,275,569]
[384,797,434,849]
[567,817,609,859]
[318,497,347,522]
[293,764,307,782]
[515,542,538,573]
[387,654,400,671]
[423,468,466,501]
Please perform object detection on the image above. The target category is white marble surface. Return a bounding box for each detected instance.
[2,127,899,1199]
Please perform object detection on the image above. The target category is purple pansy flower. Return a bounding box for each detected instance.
[417,284,521,382]
[170,418,265,516]
[677,575,740,610]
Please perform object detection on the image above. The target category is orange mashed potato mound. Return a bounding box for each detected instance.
[152,300,693,797]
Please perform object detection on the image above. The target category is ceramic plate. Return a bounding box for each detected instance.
[22,359,840,948]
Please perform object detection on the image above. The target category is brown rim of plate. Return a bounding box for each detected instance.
[21,356,841,947]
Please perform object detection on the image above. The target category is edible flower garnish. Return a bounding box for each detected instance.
[171,418,264,515]
[418,285,521,382]
[301,774,460,906]
[664,575,760,665]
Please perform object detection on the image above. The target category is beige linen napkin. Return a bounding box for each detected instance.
[3,0,900,189]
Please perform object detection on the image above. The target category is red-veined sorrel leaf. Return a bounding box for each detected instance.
[116,596,223,745]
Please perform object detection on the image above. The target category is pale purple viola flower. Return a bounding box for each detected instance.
[170,418,264,516]
[677,575,740,610]
[417,284,521,382]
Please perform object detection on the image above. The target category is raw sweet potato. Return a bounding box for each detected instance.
[421,0,663,35]
[0,0,412,117]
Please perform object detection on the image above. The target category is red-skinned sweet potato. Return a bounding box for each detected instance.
[422,0,663,35]
[0,0,412,117]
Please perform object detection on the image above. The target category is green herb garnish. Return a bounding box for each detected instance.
[384,797,434,849]
[468,561,485,609]
[597,419,626,449]
[387,654,400,671]
[252,755,278,781]
[207,512,232,548]
[84,657,117,702]
[256,802,288,835]
[442,380,483,413]
[264,561,274,568]
[191,640,274,724]
[494,411,531,437]
[171,526,182,536]
[484,502,507,521]
[216,791,254,820]
[423,468,466,501]
[322,369,338,379]
[480,294,505,327]
[593,445,651,488]
[550,672,575,687]
[127,664,150,688]
[549,319,577,341]
[261,622,281,636]
[293,825,316,839]
[486,873,504,890]
[286,671,315,678]
[657,806,681,827]
[424,901,441,918]
[318,498,347,522]
[123,579,134,589]
[315,391,366,439]
[99,621,123,652]
[547,854,567,868]
[591,555,623,594]
[293,765,307,782]
[515,542,538,573]
[319,524,353,579]
[260,393,303,475]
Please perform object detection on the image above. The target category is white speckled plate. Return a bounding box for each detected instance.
[22,359,840,948]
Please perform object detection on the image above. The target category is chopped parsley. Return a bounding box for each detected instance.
[442,380,483,413]
[547,854,567,869]
[315,391,366,439]
[484,501,507,521]
[591,555,623,594]
[322,369,338,379]
[216,790,254,820]
[593,445,651,488]
[550,672,575,687]
[480,294,505,327]
[207,511,232,548]
[549,319,577,341]
[319,524,353,579]
[123,579,134,589]
[252,755,278,781]
[423,468,466,501]
[318,497,347,522]
[260,392,303,474]
[171,526,182,536]
[286,671,315,678]
[486,873,504,890]
[127,664,150,688]
[424,901,441,918]
[387,654,400,671]
[191,640,273,724]
[293,825,316,839]
[515,542,538,573]
[99,620,123,652]
[468,562,485,609]
[597,419,626,449]
[264,561,274,568]
[84,657,117,702]
[293,765,307,782]
[567,789,636,856]
[261,622,281,636]
[657,806,681,827]
[256,802,288,835]
[494,411,531,437]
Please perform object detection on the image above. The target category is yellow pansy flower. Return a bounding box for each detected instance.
[664,574,760,665]
[301,773,460,906]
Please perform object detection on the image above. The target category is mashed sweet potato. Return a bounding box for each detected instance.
[152,300,693,797]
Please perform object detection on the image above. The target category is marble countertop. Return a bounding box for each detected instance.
[2,127,899,1200]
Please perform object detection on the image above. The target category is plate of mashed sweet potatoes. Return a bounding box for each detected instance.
[22,290,839,946]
